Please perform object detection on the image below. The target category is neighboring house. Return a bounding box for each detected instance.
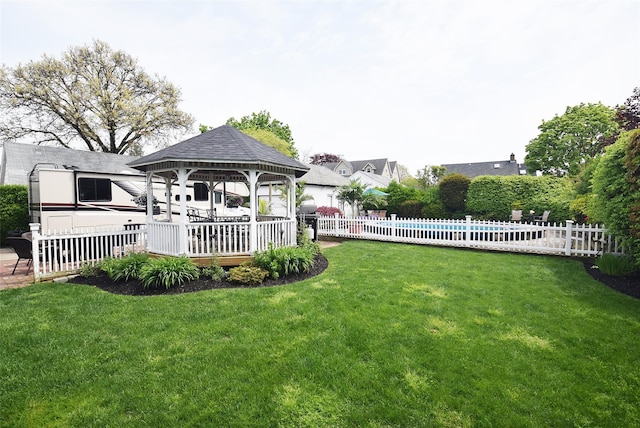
[350,170,392,190]
[257,163,350,217]
[322,157,400,181]
[441,153,528,179]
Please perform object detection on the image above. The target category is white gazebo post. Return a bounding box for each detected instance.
[176,166,196,255]
[247,170,259,253]
[145,174,154,222]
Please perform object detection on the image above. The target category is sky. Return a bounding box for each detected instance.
[1,0,639,175]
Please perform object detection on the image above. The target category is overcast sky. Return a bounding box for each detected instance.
[1,0,638,175]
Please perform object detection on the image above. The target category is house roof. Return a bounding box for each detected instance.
[441,158,527,179]
[299,164,350,187]
[350,158,389,175]
[0,141,142,186]
[128,125,309,178]
[350,170,392,188]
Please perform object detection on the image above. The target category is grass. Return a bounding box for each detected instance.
[1,240,640,427]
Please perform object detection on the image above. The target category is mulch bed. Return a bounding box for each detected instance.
[583,260,640,299]
[67,254,329,296]
[67,254,639,300]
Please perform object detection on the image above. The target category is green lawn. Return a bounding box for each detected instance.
[1,241,639,427]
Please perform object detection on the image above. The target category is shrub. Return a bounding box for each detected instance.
[596,254,637,277]
[466,175,573,222]
[397,200,423,218]
[254,244,315,279]
[79,262,102,277]
[203,258,226,281]
[439,174,470,214]
[316,206,343,217]
[139,256,200,289]
[420,187,447,219]
[228,263,269,285]
[0,185,29,244]
[101,253,150,282]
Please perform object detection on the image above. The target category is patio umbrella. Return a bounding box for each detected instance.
[364,188,389,196]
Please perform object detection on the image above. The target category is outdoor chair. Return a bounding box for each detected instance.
[534,210,551,223]
[187,208,202,222]
[206,208,217,221]
[6,237,33,275]
[509,210,523,222]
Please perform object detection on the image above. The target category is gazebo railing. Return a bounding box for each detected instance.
[147,218,297,257]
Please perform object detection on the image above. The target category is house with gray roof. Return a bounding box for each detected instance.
[441,153,528,179]
[322,157,401,182]
[257,163,350,216]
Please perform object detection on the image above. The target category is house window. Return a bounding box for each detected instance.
[338,169,346,175]
[78,178,111,202]
[493,163,501,169]
[366,167,372,173]
[193,182,209,201]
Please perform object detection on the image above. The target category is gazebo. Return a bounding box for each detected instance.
[128,125,309,265]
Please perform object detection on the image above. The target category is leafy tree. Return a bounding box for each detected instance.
[415,165,446,190]
[525,103,619,176]
[438,173,470,214]
[0,40,194,154]
[336,179,368,216]
[385,181,419,214]
[616,87,640,131]
[225,110,298,158]
[588,130,640,264]
[309,153,341,165]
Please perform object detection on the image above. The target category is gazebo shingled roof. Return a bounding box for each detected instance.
[128,124,309,177]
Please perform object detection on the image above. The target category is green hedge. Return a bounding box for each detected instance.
[466,175,573,222]
[0,185,29,244]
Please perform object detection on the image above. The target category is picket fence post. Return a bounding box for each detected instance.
[390,214,397,239]
[30,223,41,283]
[465,215,472,247]
[564,220,574,256]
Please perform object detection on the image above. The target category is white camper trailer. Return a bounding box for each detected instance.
[28,164,248,231]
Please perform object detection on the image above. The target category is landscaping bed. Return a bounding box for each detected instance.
[67,253,328,296]
[583,260,640,299]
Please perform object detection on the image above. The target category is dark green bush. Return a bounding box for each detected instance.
[254,244,315,279]
[228,263,269,285]
[0,185,29,244]
[420,187,447,219]
[385,181,419,214]
[139,256,200,289]
[397,200,423,218]
[596,254,637,276]
[439,174,470,214]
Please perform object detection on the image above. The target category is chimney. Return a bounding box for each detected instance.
[509,153,516,163]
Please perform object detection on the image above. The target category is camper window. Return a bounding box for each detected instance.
[175,194,191,202]
[194,183,209,201]
[78,178,112,202]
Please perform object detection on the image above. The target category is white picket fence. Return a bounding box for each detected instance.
[317,214,626,257]
[29,223,146,282]
[26,214,625,282]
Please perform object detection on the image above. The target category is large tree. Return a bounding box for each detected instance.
[616,87,640,131]
[0,40,194,154]
[524,103,619,176]
[226,110,298,159]
[415,165,446,190]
